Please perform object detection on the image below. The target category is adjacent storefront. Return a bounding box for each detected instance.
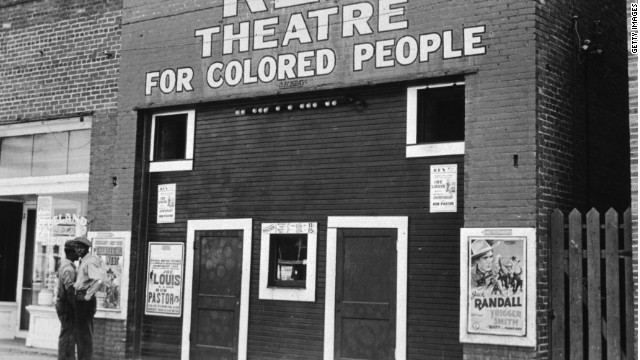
[0,117,91,347]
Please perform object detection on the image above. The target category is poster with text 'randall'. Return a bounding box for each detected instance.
[460,227,536,347]
[145,242,184,317]
[430,164,457,212]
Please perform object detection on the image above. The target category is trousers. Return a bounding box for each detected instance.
[55,301,76,360]
[75,297,96,360]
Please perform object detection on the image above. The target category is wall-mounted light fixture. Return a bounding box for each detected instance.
[573,16,605,61]
[234,96,365,116]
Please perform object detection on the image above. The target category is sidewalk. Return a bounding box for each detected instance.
[0,338,56,359]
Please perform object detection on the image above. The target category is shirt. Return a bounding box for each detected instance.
[74,253,104,292]
[57,258,76,303]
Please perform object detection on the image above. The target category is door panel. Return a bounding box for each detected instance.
[191,230,243,360]
[336,228,397,360]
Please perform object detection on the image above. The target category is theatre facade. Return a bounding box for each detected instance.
[99,0,630,359]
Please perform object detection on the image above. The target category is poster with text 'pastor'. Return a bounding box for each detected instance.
[145,242,184,317]
[430,164,457,212]
[157,184,176,224]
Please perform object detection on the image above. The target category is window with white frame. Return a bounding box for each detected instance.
[406,82,465,158]
[259,222,317,302]
[149,110,195,172]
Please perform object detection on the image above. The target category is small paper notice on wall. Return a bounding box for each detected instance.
[157,184,176,224]
[430,164,457,213]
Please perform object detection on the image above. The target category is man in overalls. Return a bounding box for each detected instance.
[73,237,104,360]
[56,239,80,359]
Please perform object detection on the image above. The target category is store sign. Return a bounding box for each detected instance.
[36,196,88,246]
[145,242,185,317]
[430,164,457,213]
[157,184,176,224]
[89,231,131,320]
[460,228,536,347]
[143,0,488,95]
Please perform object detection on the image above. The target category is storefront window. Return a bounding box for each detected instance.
[33,193,88,306]
[0,129,90,179]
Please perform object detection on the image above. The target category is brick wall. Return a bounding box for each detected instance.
[0,1,124,358]
[533,1,631,360]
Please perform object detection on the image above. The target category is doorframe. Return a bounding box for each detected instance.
[15,202,34,338]
[182,219,252,360]
[323,216,408,360]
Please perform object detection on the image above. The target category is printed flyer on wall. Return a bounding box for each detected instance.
[466,234,526,336]
[145,242,184,317]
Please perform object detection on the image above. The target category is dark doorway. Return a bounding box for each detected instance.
[0,202,23,302]
[335,228,397,360]
[190,230,244,360]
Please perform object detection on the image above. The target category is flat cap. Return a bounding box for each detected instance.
[73,236,92,248]
[64,239,78,249]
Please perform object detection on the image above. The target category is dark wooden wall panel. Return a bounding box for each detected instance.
[141,84,463,359]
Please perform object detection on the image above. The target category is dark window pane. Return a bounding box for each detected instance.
[417,85,465,143]
[154,114,188,161]
[269,234,307,288]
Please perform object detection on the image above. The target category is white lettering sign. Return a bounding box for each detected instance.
[143,1,488,95]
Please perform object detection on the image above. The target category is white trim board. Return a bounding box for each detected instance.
[323,216,408,360]
[183,219,252,360]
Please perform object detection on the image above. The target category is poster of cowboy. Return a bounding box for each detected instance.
[460,228,536,347]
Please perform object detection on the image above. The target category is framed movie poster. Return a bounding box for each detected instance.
[88,231,131,320]
[459,228,536,347]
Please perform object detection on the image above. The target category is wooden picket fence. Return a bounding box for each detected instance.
[550,208,635,360]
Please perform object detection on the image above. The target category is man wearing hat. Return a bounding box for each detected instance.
[469,239,502,294]
[73,237,104,360]
[56,239,80,359]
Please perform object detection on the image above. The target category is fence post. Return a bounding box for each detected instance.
[623,208,636,360]
[605,208,621,359]
[550,209,566,360]
[568,209,583,359]
[586,208,602,359]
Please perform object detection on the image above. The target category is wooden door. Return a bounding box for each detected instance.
[335,228,397,360]
[190,230,244,360]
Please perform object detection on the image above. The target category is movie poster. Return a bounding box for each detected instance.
[145,242,184,317]
[88,231,131,319]
[91,234,125,311]
[465,232,527,337]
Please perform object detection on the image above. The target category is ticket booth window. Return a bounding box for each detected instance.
[268,234,307,288]
[149,110,195,172]
[259,223,317,302]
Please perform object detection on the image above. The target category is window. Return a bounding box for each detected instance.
[0,129,91,179]
[259,222,317,302]
[150,110,195,172]
[268,234,307,288]
[406,82,465,157]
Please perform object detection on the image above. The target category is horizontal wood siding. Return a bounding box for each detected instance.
[141,84,463,359]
